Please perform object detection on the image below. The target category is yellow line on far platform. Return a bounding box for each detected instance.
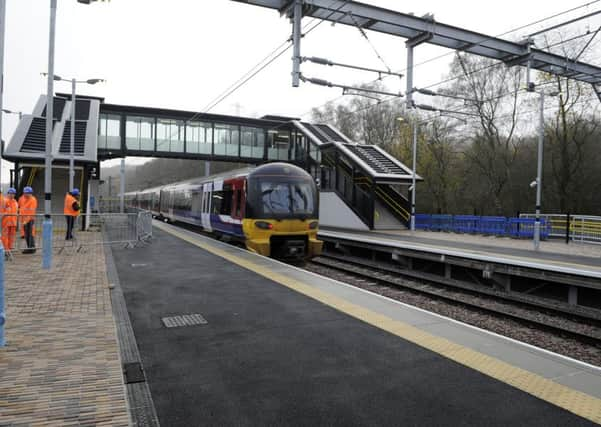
[156,221,601,425]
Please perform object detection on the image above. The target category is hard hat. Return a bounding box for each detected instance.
[7,187,16,194]
[71,188,80,196]
[23,186,33,194]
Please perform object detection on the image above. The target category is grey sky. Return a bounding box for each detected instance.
[2,0,600,181]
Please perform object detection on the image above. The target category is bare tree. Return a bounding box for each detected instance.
[449,54,524,214]
[418,118,463,213]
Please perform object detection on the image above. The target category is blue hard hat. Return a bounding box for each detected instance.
[7,187,16,194]
[71,188,80,196]
[23,186,33,194]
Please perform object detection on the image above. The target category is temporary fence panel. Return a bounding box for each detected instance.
[507,218,550,239]
[430,214,453,232]
[453,215,480,234]
[520,213,601,244]
[415,214,432,230]
[519,213,569,238]
[2,212,152,255]
[136,211,153,242]
[412,214,553,240]
[477,216,507,235]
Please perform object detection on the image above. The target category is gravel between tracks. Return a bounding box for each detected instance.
[305,260,601,367]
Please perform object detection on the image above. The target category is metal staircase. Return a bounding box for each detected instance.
[20,118,47,153]
[318,138,419,230]
[345,144,407,175]
[59,121,88,155]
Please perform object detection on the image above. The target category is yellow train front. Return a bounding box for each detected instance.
[243,163,322,259]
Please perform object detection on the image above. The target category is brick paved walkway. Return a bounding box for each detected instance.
[0,233,130,426]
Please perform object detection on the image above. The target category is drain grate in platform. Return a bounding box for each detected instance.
[123,362,146,384]
[161,313,208,328]
[130,263,148,268]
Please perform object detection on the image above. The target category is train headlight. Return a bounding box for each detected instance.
[308,221,318,230]
[255,221,273,230]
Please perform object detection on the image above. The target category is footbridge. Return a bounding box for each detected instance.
[4,94,420,230]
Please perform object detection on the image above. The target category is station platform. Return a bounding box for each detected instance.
[319,227,601,279]
[110,221,601,426]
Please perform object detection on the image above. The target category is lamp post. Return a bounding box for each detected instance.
[532,89,560,251]
[0,0,6,347]
[42,0,102,270]
[397,117,417,232]
[42,0,57,270]
[41,74,104,191]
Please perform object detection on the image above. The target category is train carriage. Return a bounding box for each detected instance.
[125,163,322,259]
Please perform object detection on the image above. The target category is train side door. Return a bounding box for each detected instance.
[167,190,174,219]
[201,182,212,232]
[231,179,245,221]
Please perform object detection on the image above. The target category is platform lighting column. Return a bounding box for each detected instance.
[0,0,6,347]
[410,120,417,233]
[69,78,75,191]
[43,0,58,270]
[533,92,545,251]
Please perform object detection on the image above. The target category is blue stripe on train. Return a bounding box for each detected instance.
[169,209,244,239]
[210,214,244,239]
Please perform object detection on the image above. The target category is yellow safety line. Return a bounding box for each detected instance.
[157,221,601,424]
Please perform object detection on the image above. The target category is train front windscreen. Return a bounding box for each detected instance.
[247,176,318,220]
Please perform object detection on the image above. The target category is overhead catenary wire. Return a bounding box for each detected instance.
[528,7,601,38]
[154,0,349,146]
[414,94,600,135]
[301,0,601,118]
[306,32,599,122]
[338,75,592,123]
[200,39,291,112]
[201,0,349,115]
[347,11,393,73]
[572,24,601,61]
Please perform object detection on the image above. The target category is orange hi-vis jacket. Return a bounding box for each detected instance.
[64,193,80,217]
[2,196,18,227]
[19,195,38,224]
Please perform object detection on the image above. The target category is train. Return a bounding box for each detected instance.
[124,162,322,259]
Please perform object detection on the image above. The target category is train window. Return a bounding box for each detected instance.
[191,191,202,213]
[212,192,223,214]
[252,180,316,218]
[221,189,233,215]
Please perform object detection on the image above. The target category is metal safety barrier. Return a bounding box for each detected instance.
[520,213,601,245]
[414,214,550,239]
[569,215,601,245]
[1,211,153,256]
[430,214,454,232]
[519,213,570,238]
[453,215,480,234]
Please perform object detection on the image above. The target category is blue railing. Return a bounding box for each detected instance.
[415,214,550,239]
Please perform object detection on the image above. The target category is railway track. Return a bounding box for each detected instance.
[307,253,601,352]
